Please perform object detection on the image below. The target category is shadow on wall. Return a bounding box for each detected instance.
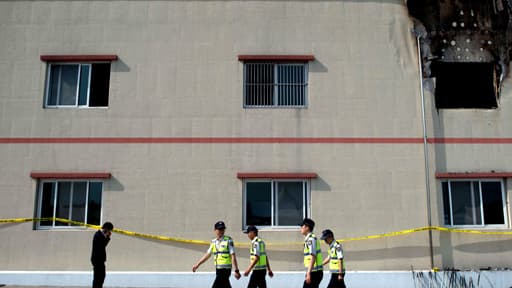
[313,176,331,192]
[111,58,130,73]
[107,176,125,192]
[309,59,328,73]
[412,270,506,288]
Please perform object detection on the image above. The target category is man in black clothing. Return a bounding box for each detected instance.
[91,222,114,288]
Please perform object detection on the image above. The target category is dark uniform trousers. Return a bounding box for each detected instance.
[247,269,267,288]
[327,273,346,288]
[212,268,232,288]
[303,270,323,288]
[92,263,106,288]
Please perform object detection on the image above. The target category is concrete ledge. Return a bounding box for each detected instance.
[1,270,511,287]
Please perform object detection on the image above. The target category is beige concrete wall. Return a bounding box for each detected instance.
[0,0,510,272]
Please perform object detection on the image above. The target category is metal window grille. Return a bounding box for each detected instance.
[244,63,308,107]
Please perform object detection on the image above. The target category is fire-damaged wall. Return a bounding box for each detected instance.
[408,0,512,108]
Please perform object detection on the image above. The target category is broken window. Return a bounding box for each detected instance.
[407,0,512,109]
[431,61,498,109]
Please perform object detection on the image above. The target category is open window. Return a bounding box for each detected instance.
[432,62,499,109]
[41,55,117,108]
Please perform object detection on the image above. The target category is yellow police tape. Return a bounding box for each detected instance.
[1,218,512,247]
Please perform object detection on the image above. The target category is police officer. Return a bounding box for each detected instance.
[243,225,273,288]
[300,218,323,288]
[192,221,241,288]
[320,229,346,288]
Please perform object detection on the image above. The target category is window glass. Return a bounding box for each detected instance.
[246,182,272,226]
[40,182,55,226]
[481,182,505,225]
[442,182,451,225]
[276,181,304,226]
[71,182,87,224]
[87,182,103,225]
[59,65,79,105]
[47,65,60,106]
[78,64,90,106]
[55,182,72,226]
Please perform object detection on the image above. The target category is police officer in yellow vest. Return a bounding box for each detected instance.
[300,218,323,288]
[320,229,346,288]
[192,221,241,288]
[242,225,273,288]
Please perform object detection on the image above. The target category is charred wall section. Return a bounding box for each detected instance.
[408,0,512,109]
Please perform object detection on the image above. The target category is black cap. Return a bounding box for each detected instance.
[300,218,315,230]
[214,221,226,230]
[320,229,334,240]
[243,225,258,234]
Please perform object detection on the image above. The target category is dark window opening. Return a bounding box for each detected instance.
[89,63,111,107]
[432,62,498,109]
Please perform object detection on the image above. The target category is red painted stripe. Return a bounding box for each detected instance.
[238,55,315,62]
[40,55,118,62]
[237,172,318,179]
[436,172,512,179]
[428,138,512,144]
[30,172,111,179]
[4,137,512,144]
[0,137,424,144]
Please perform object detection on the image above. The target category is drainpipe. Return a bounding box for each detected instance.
[416,35,434,270]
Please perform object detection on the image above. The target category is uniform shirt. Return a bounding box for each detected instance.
[251,236,261,256]
[304,232,318,256]
[330,240,344,260]
[207,235,236,255]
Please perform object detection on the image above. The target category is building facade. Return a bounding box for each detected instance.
[0,0,511,286]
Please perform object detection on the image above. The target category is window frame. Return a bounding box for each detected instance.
[44,62,109,109]
[242,178,311,229]
[35,179,104,230]
[243,62,309,108]
[442,179,508,228]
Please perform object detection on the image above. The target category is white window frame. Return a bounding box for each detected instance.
[45,63,93,108]
[36,179,103,230]
[442,179,508,228]
[243,179,311,229]
[243,63,309,108]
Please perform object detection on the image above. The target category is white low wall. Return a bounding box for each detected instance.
[1,270,511,287]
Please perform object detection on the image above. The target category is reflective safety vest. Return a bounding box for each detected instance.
[303,233,323,271]
[211,236,233,269]
[328,240,345,273]
[250,237,267,270]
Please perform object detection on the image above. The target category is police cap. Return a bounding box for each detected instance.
[243,225,258,234]
[320,229,334,240]
[214,221,226,230]
[300,218,315,230]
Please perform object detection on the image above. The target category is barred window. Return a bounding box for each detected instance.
[244,63,308,107]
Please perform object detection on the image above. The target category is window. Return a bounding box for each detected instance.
[44,63,111,108]
[442,180,507,227]
[432,62,499,109]
[244,63,308,107]
[36,180,103,229]
[243,179,310,227]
